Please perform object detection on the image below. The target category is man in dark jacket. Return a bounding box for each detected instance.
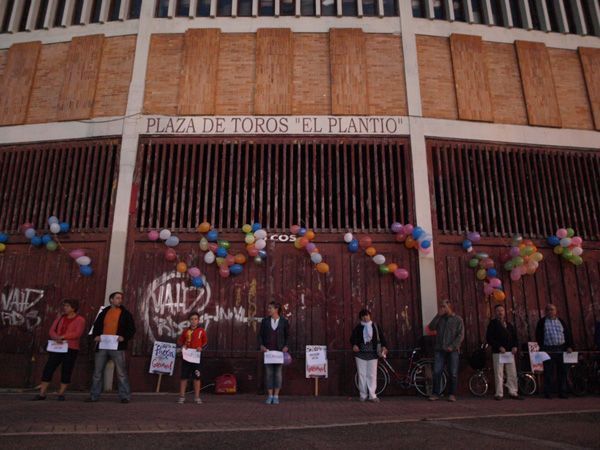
[535,303,573,399]
[86,291,136,403]
[486,304,522,400]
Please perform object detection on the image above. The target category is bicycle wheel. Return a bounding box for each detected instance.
[468,371,488,397]
[517,373,537,396]
[412,360,438,397]
[567,364,587,396]
[354,364,389,396]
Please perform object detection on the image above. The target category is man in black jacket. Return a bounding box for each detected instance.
[86,291,136,403]
[486,304,522,400]
[535,303,574,399]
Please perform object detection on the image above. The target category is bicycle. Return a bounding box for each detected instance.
[353,347,447,397]
[567,355,600,396]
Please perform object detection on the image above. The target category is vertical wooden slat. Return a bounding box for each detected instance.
[53,147,70,227]
[377,144,389,231]
[80,145,95,229]
[441,146,456,233]
[265,143,273,228]
[226,143,236,229]
[4,151,23,231]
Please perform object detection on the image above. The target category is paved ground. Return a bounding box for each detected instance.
[1,392,599,449]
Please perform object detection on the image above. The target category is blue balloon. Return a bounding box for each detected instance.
[79,265,93,277]
[421,240,431,249]
[348,239,359,253]
[24,228,36,239]
[462,239,472,250]
[206,229,218,242]
[487,268,497,277]
[251,222,262,232]
[258,250,267,259]
[31,236,43,247]
[216,247,228,258]
[230,264,243,275]
[41,234,52,245]
[412,226,424,240]
[298,228,307,237]
[59,222,70,233]
[547,236,560,246]
[191,277,204,288]
[0,233,8,243]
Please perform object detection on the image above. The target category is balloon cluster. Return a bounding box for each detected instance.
[500,234,544,281]
[23,216,70,251]
[239,222,268,266]
[0,232,8,253]
[344,230,409,280]
[290,225,329,274]
[390,222,432,254]
[68,249,94,277]
[463,232,505,302]
[547,228,584,266]
[148,228,204,287]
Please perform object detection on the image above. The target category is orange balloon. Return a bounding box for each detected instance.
[299,237,309,248]
[234,253,247,264]
[359,236,373,249]
[387,263,398,273]
[405,236,415,249]
[493,290,506,302]
[316,262,329,274]
[197,222,211,233]
[176,262,187,273]
[305,230,315,241]
[365,247,377,257]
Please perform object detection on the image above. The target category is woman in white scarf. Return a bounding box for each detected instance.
[350,309,388,402]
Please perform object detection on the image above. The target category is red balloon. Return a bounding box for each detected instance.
[359,236,372,249]
[225,254,235,266]
[208,243,218,252]
[165,248,177,262]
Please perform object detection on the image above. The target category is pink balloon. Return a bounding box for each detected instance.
[489,278,501,288]
[306,243,316,253]
[290,225,300,234]
[147,230,159,241]
[188,267,201,278]
[484,284,494,296]
[69,249,85,259]
[208,243,218,252]
[394,268,409,280]
[510,268,521,281]
[219,266,230,278]
[403,224,414,235]
[247,246,259,257]
[225,254,235,266]
[556,228,568,239]
[571,236,582,246]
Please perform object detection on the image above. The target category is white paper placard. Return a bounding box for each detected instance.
[99,334,119,350]
[498,353,515,364]
[528,342,543,372]
[264,351,284,364]
[182,347,201,364]
[47,340,68,353]
[306,345,328,378]
[531,352,551,365]
[149,341,177,375]
[563,352,578,364]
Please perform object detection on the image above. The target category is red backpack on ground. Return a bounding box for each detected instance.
[215,374,237,394]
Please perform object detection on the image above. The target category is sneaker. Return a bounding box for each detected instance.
[359,397,367,402]
[509,394,524,400]
[195,398,203,404]
[448,395,457,402]
[84,398,98,403]
[428,395,439,401]
[177,397,185,404]
[272,397,280,405]
[57,395,66,401]
[494,395,503,401]
[368,397,380,403]
[265,396,273,405]
[31,395,46,401]
[120,399,130,404]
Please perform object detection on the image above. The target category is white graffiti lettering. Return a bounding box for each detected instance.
[0,287,45,331]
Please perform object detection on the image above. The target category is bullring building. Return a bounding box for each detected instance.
[0,0,598,394]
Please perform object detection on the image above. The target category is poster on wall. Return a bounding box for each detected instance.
[528,342,547,372]
[149,341,177,375]
[306,345,328,378]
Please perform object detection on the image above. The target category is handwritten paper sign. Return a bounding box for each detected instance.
[563,352,578,364]
[499,353,515,364]
[306,345,328,378]
[182,347,201,364]
[99,334,119,350]
[149,341,177,375]
[528,342,544,372]
[47,340,68,353]
[264,351,284,364]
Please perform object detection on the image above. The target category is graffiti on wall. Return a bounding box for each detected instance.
[0,286,45,331]
[140,271,262,341]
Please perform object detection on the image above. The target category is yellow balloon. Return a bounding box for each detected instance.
[242,224,252,234]
[0,243,5,253]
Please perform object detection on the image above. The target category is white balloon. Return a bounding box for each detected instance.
[343,233,353,243]
[255,239,266,250]
[159,229,171,240]
[165,236,179,247]
[48,216,59,225]
[254,229,267,240]
[204,251,215,264]
[572,246,583,256]
[373,254,386,265]
[49,223,61,234]
[76,256,91,266]
[310,253,322,264]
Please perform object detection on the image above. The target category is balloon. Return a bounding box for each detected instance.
[348,240,359,253]
[207,243,217,252]
[379,265,390,275]
[359,236,372,249]
[242,224,252,234]
[251,223,262,232]
[316,262,329,274]
[560,238,571,247]
[254,255,263,264]
[561,249,573,260]
[481,258,494,269]
[365,247,376,257]
[165,236,180,247]
[41,234,52,245]
[45,241,57,251]
[298,228,307,237]
[48,216,59,225]
[509,247,520,257]
[390,222,402,233]
[294,239,303,249]
[344,233,354,243]
[531,252,544,262]
[234,253,247,264]
[373,254,385,265]
[387,263,398,273]
[225,254,235,266]
[218,240,231,250]
[254,229,267,240]
[468,258,479,268]
[475,252,489,259]
[255,239,266,250]
[76,256,91,266]
[547,236,559,246]
[420,240,431,249]
[148,230,159,241]
[462,239,472,250]
[510,268,521,281]
[198,222,211,233]
[566,228,575,238]
[31,236,42,247]
[467,232,481,243]
[230,264,243,275]
[80,265,93,277]
[206,229,218,242]
[306,243,316,253]
[512,256,524,267]
[571,236,583,246]
[556,228,568,239]
[553,245,563,255]
[487,268,497,278]
[159,229,171,240]
[245,234,256,245]
[176,262,187,273]
[571,255,583,266]
[258,250,267,259]
[59,222,70,233]
[165,249,177,262]
[511,234,523,245]
[290,225,300,234]
[476,269,487,280]
[403,236,415,249]
[394,268,409,280]
[489,278,502,288]
[247,245,259,257]
[49,223,61,234]
[493,290,506,301]
[403,224,414,235]
[484,284,494,296]
[68,249,84,259]
[0,233,7,244]
[298,237,309,248]
[283,352,293,366]
[571,246,583,257]
[0,243,5,253]
[188,267,201,278]
[25,228,36,239]
[192,277,204,288]
[305,230,315,241]
[216,257,225,266]
[204,251,215,264]
[21,222,34,231]
[310,253,322,264]
[395,233,406,242]
[199,237,209,251]
[216,247,228,258]
[412,226,424,240]
[504,261,513,271]
[219,266,230,278]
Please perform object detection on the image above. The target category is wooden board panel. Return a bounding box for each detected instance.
[0,50,7,79]
[292,33,331,115]
[93,35,137,118]
[416,35,458,120]
[57,35,105,121]
[178,29,221,115]
[143,34,184,115]
[484,42,528,125]
[254,28,293,115]
[449,34,493,122]
[215,33,256,115]
[366,34,407,115]
[515,40,562,128]
[578,47,600,130]
[26,43,69,124]
[330,28,369,115]
[0,42,41,126]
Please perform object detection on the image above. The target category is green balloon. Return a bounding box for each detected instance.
[504,261,513,271]
[468,258,479,268]
[218,240,230,250]
[566,228,575,238]
[562,249,572,260]
[379,265,390,275]
[46,241,57,251]
[571,255,583,266]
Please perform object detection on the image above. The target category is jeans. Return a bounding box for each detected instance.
[265,364,283,390]
[355,357,378,399]
[542,346,568,395]
[433,350,459,395]
[90,349,131,400]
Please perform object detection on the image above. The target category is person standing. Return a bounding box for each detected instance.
[177,312,207,404]
[33,299,86,401]
[258,301,289,404]
[428,299,464,402]
[86,291,136,403]
[486,304,523,400]
[535,303,573,399]
[350,309,388,402]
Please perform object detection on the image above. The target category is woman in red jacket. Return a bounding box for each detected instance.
[33,299,86,401]
[177,311,207,404]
